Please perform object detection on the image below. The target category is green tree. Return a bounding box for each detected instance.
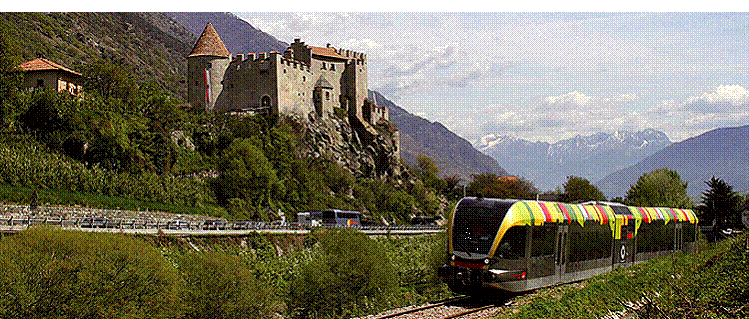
[178,251,276,319]
[563,176,605,203]
[213,138,284,218]
[0,227,180,319]
[289,229,398,318]
[625,168,692,208]
[413,155,447,193]
[81,60,138,101]
[467,173,538,200]
[698,176,742,228]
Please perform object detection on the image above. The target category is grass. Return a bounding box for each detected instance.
[492,233,749,319]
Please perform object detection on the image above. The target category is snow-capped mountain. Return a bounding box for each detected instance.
[476,129,672,191]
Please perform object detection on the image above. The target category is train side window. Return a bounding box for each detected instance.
[531,225,556,257]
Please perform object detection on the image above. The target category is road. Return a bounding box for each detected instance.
[0,204,443,236]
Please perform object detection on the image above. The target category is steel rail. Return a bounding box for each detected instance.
[370,296,470,319]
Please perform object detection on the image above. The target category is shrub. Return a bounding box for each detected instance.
[178,251,277,319]
[0,227,181,319]
[289,229,398,318]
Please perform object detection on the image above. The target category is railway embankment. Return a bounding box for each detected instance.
[486,233,748,319]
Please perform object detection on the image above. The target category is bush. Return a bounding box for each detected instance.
[178,251,277,319]
[289,229,398,318]
[0,227,181,319]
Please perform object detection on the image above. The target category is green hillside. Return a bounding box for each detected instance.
[0,13,455,222]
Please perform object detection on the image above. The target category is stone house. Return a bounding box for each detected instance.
[18,58,82,96]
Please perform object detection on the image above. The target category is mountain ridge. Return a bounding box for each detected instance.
[370,91,508,181]
[476,129,672,190]
[595,124,749,198]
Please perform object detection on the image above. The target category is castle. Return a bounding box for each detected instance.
[187,23,388,125]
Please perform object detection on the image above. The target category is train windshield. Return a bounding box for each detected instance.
[452,198,515,256]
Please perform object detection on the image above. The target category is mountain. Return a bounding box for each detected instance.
[370,91,508,181]
[595,125,749,198]
[0,12,196,98]
[164,12,287,55]
[476,130,672,191]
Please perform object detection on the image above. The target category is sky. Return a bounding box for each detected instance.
[236,12,749,144]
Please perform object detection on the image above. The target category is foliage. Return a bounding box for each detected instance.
[178,251,277,319]
[625,168,692,208]
[213,138,284,218]
[0,134,217,209]
[494,233,748,319]
[467,173,539,200]
[81,60,138,101]
[698,176,743,228]
[562,176,605,203]
[289,229,398,318]
[0,227,181,319]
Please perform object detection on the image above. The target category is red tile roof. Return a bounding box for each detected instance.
[18,58,82,76]
[310,46,349,60]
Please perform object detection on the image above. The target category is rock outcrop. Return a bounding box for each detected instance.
[289,112,404,180]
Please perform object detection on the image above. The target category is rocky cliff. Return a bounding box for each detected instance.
[286,112,404,180]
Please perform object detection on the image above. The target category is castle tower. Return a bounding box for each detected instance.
[187,23,231,110]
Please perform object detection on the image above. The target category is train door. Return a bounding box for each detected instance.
[675,223,683,252]
[616,224,635,266]
[554,225,569,281]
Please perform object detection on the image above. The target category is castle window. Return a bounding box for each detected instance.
[303,76,306,82]
[325,91,330,100]
[195,81,198,87]
[283,69,287,73]
[207,63,212,68]
[261,96,271,108]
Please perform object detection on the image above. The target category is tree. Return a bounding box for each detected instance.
[625,168,692,208]
[213,138,284,218]
[467,173,538,200]
[563,176,605,203]
[81,60,138,101]
[698,176,742,228]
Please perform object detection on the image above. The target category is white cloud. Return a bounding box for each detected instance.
[237,13,749,145]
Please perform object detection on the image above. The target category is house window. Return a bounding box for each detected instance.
[330,64,335,71]
[36,79,44,88]
[322,62,326,69]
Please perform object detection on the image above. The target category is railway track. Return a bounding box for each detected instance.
[361,295,508,319]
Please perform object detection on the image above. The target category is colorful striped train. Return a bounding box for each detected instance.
[438,197,699,294]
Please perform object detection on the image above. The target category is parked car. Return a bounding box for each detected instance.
[202,219,227,230]
[80,217,107,228]
[166,219,190,230]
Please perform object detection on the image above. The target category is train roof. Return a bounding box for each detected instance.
[457,198,698,249]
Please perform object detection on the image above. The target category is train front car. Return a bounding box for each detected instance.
[438,197,526,294]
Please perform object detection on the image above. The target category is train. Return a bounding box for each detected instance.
[438,197,699,294]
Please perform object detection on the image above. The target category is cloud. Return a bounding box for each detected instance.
[683,85,749,113]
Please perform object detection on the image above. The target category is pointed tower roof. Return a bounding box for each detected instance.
[188,23,230,58]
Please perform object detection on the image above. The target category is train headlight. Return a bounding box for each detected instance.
[484,258,491,265]
[450,255,456,261]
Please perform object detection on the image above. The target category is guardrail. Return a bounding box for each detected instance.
[0,205,442,235]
